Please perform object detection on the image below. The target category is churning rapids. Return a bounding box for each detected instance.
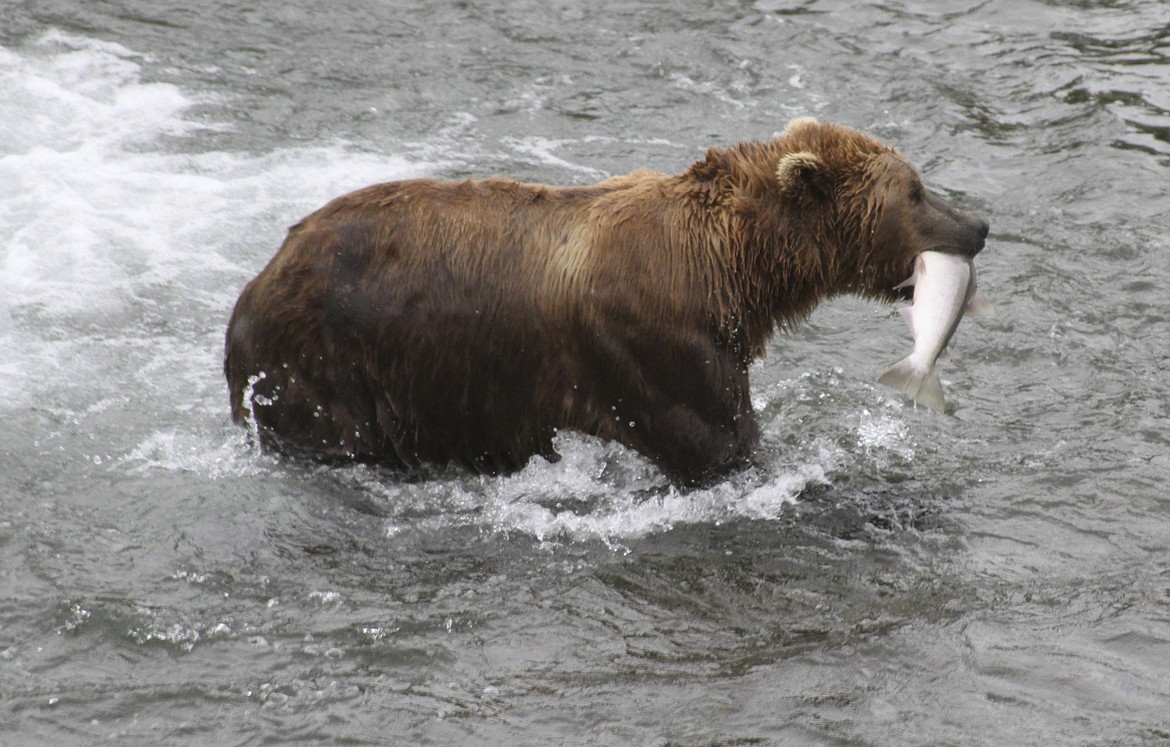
[2,2,1169,745]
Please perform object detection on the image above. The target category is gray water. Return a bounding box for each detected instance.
[2,1,1169,744]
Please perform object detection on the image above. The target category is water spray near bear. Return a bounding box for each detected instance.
[225,118,989,484]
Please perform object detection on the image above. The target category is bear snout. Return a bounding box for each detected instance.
[967,214,989,256]
[950,211,989,257]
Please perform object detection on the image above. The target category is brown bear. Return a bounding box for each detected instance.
[224,118,988,485]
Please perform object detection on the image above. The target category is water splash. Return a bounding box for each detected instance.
[856,405,916,464]
[120,428,277,479]
[0,30,441,456]
[349,434,846,545]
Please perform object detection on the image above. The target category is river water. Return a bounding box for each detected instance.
[2,1,1169,744]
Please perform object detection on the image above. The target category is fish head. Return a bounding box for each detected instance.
[855,152,989,301]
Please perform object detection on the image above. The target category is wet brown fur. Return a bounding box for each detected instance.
[224,119,986,484]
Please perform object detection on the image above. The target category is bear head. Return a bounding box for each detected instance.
[774,118,989,303]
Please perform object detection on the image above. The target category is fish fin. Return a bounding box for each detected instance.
[877,357,947,413]
[894,254,925,290]
[898,305,915,335]
[964,289,994,316]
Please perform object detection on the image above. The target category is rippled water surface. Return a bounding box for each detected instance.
[2,1,1169,744]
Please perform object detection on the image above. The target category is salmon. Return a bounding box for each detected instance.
[877,251,992,412]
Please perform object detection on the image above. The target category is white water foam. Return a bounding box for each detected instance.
[856,404,916,464]
[353,433,845,544]
[0,32,437,421]
[0,33,435,319]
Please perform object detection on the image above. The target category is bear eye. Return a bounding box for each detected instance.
[909,185,924,203]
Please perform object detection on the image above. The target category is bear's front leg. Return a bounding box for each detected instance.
[580,332,759,485]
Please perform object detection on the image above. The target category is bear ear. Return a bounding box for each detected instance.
[781,116,819,138]
[776,151,825,194]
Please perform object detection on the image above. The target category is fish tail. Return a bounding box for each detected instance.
[877,357,947,413]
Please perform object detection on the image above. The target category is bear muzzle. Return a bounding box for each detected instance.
[969,214,990,255]
[964,213,989,257]
[921,192,990,259]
